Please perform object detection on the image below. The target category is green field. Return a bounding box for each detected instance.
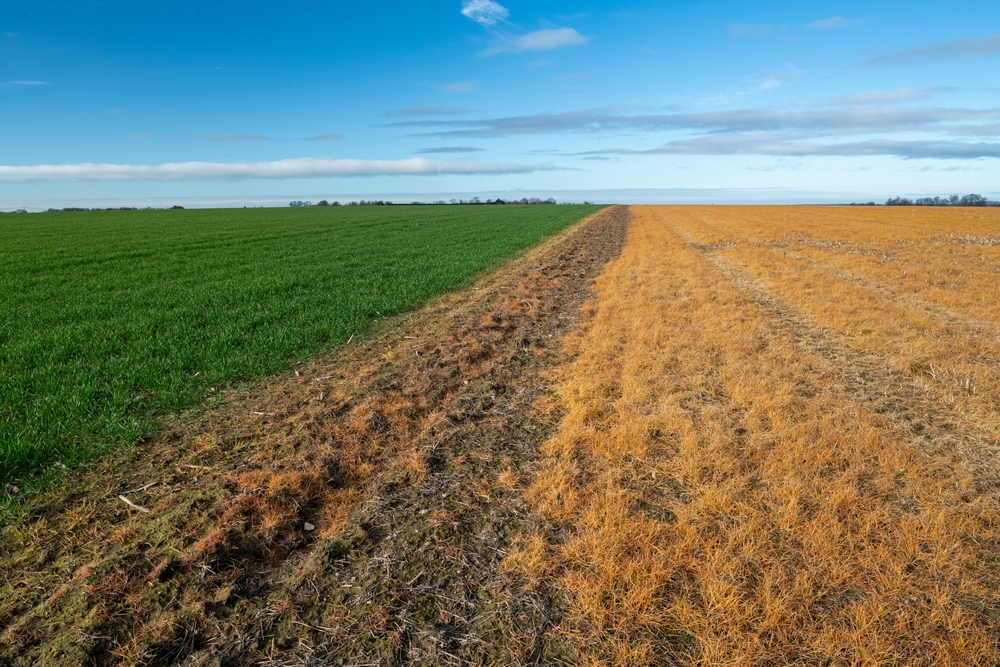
[0,204,602,485]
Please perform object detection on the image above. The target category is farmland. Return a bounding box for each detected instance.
[0,204,601,487]
[525,205,1000,664]
[3,204,1000,666]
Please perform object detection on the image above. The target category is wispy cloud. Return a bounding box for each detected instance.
[0,157,537,183]
[729,24,771,37]
[461,1,586,56]
[582,136,1000,160]
[383,106,473,118]
[193,134,272,142]
[443,81,479,92]
[946,122,1000,137]
[309,133,344,141]
[389,103,1000,161]
[461,0,509,27]
[807,17,849,30]
[0,80,49,88]
[493,28,587,53]
[414,146,485,154]
[478,28,588,56]
[862,32,1000,66]
[389,106,1000,138]
[829,87,954,105]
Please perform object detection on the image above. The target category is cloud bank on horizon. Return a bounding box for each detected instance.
[1,1,999,201]
[0,158,537,183]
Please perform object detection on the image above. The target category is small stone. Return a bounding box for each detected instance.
[304,522,315,531]
[419,509,429,515]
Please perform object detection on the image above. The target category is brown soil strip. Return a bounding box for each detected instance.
[0,206,629,666]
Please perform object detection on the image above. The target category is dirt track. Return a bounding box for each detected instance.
[0,206,629,666]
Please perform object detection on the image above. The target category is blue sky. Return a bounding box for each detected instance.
[2,0,999,207]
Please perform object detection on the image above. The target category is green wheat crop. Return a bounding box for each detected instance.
[0,204,602,484]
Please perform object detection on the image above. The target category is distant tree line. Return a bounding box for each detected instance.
[0,206,183,214]
[44,206,150,212]
[291,197,562,208]
[2,197,577,214]
[886,194,997,207]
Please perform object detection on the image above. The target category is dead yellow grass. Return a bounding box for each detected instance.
[681,205,1000,327]
[669,207,1000,444]
[521,205,1000,665]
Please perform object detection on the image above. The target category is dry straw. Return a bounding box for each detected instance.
[517,205,1000,665]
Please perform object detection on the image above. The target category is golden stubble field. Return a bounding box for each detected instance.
[516,205,1000,665]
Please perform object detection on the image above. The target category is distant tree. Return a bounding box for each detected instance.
[316,200,329,207]
[171,205,185,209]
[886,193,995,207]
[960,194,988,206]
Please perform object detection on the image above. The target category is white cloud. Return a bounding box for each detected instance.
[808,17,849,30]
[309,133,344,140]
[0,158,536,183]
[395,105,1000,138]
[0,80,49,87]
[461,0,509,27]
[483,28,587,55]
[513,28,587,51]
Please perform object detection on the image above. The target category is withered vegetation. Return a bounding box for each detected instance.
[521,205,1000,665]
[0,207,628,666]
